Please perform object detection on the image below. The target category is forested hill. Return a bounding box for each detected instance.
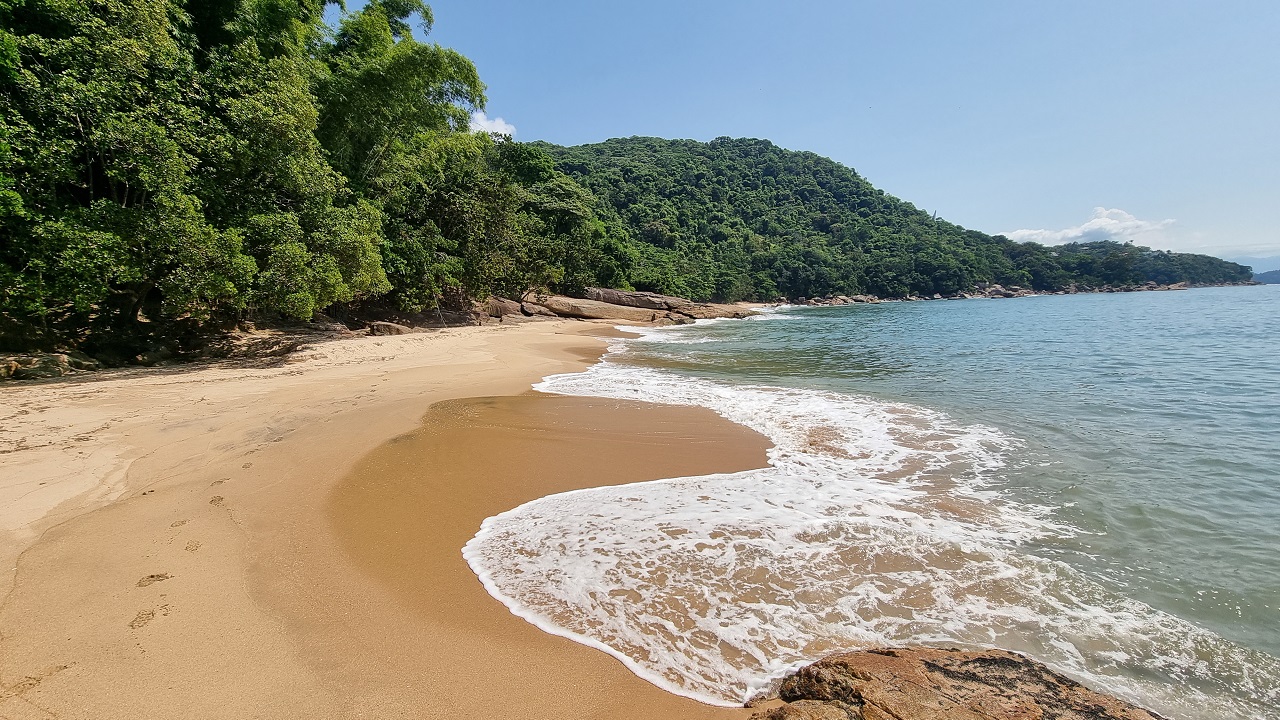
[0,1,1251,359]
[544,137,1252,301]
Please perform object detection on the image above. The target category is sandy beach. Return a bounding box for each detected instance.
[0,320,769,719]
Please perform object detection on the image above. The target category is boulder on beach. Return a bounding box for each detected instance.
[2,352,102,380]
[521,302,559,317]
[366,321,414,336]
[583,287,685,310]
[483,296,524,318]
[752,647,1165,720]
[529,296,661,322]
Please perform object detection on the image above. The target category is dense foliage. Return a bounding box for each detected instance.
[1254,269,1280,284]
[545,137,1253,301]
[0,0,621,353]
[0,4,1252,356]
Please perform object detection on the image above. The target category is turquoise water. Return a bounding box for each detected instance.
[466,285,1279,717]
[639,286,1280,657]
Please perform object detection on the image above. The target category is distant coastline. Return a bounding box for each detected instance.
[769,278,1259,306]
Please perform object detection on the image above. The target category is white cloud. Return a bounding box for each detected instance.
[1002,208,1175,246]
[469,111,516,137]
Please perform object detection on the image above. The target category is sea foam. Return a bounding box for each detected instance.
[463,322,1280,718]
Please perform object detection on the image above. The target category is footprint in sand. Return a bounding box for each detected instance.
[184,540,201,552]
[209,495,224,506]
[137,573,171,587]
[241,462,252,469]
[210,479,226,487]
[128,605,171,629]
[170,519,188,528]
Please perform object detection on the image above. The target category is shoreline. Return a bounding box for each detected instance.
[0,319,769,717]
[327,393,770,717]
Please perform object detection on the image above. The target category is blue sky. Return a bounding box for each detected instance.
[330,1,1280,259]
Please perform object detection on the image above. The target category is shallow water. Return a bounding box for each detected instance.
[465,285,1280,718]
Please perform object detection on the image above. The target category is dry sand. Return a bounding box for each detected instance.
[0,320,769,719]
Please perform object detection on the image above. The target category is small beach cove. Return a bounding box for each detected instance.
[4,288,1275,718]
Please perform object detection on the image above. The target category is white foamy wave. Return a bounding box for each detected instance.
[465,363,1280,717]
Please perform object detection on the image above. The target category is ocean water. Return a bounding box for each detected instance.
[464,285,1280,718]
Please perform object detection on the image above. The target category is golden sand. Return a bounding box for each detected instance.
[0,321,769,718]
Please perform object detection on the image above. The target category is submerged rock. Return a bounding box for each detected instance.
[752,647,1165,720]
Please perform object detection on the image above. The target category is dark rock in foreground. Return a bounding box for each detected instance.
[752,647,1165,720]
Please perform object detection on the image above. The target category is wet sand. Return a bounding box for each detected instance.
[325,394,771,718]
[0,320,770,718]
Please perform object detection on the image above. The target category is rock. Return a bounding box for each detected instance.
[65,351,102,371]
[482,296,524,318]
[2,351,103,380]
[657,313,696,325]
[521,302,559,317]
[134,348,174,366]
[753,699,857,720]
[531,296,659,322]
[526,291,754,323]
[583,287,687,310]
[311,321,352,334]
[674,303,755,320]
[753,647,1165,720]
[367,321,413,336]
[309,312,353,335]
[1167,281,1189,290]
[5,355,68,379]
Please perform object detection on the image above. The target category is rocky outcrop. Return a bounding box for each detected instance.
[676,302,756,320]
[366,321,414,336]
[583,287,679,310]
[527,296,663,322]
[525,290,757,323]
[521,302,559,317]
[751,648,1165,720]
[482,296,524,318]
[1,352,102,380]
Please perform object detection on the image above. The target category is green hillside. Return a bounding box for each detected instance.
[1254,269,1280,284]
[545,137,1252,301]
